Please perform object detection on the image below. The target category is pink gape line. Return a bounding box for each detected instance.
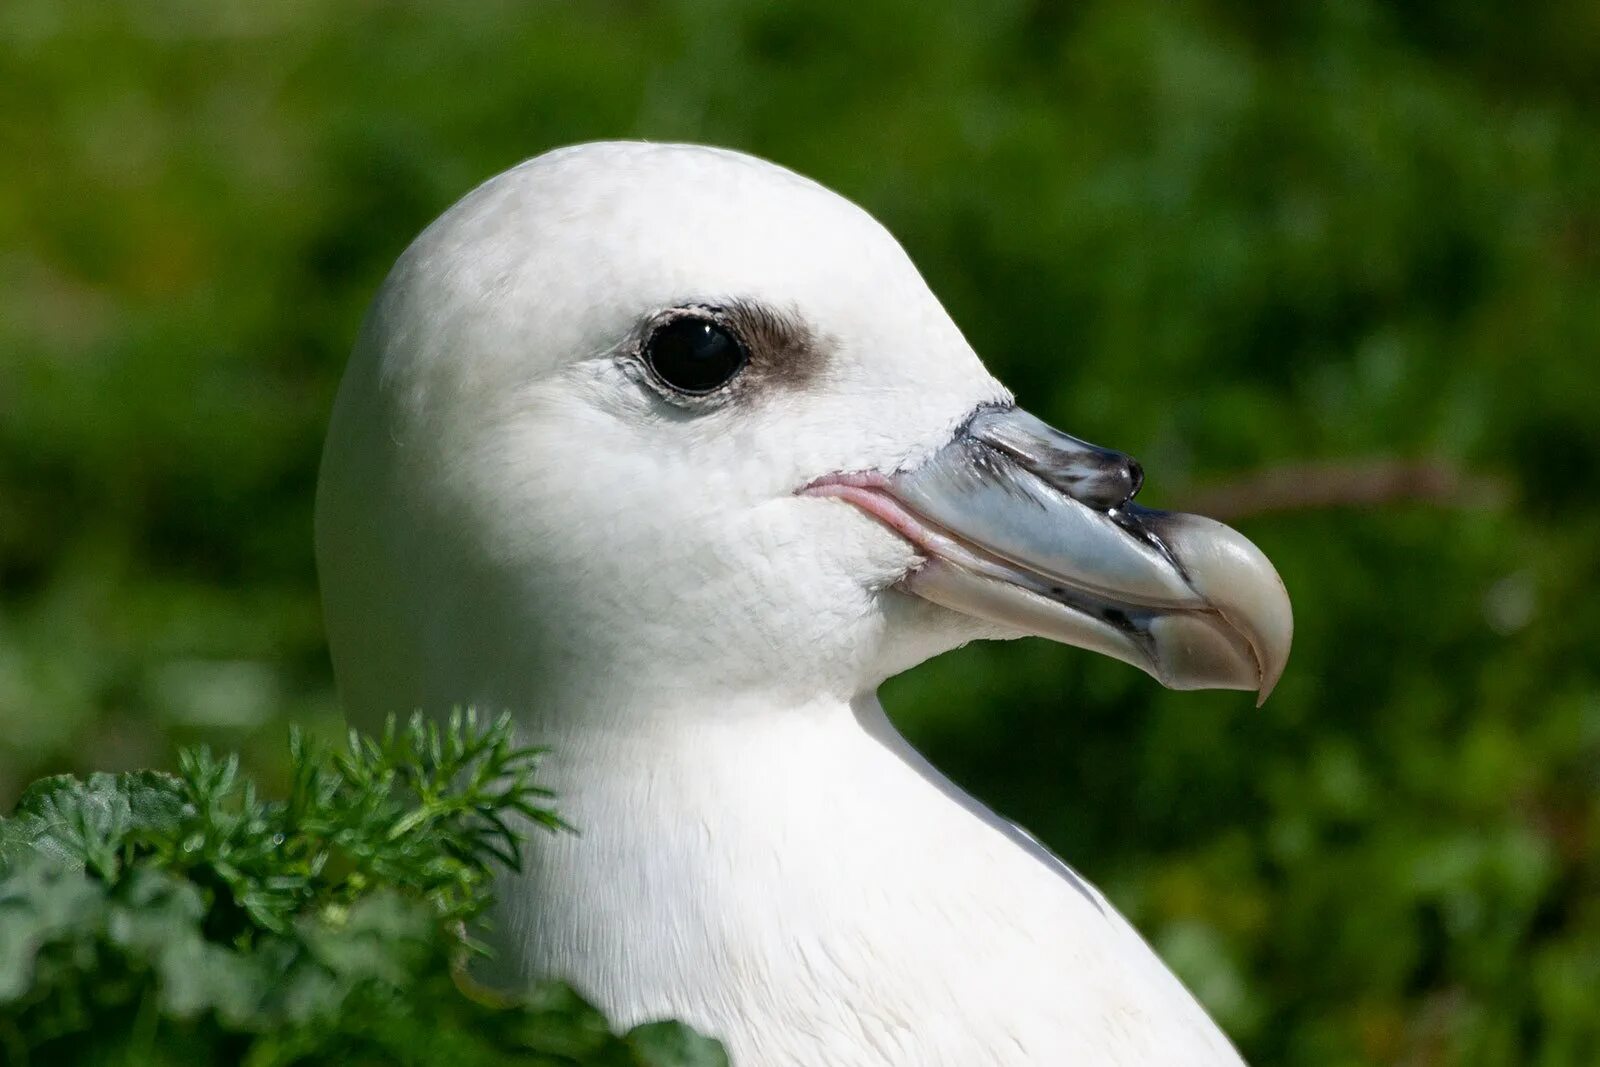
[797,472,943,556]
[798,472,1034,592]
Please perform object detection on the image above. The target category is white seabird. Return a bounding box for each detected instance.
[316,141,1293,1066]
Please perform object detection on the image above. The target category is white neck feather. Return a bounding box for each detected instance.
[485,690,1244,1067]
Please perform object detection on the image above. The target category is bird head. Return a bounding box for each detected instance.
[316,142,1290,724]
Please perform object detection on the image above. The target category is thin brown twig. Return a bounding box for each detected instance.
[1166,458,1509,522]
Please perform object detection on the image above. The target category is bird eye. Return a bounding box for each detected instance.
[643,314,747,395]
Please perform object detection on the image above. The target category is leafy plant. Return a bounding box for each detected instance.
[0,711,726,1067]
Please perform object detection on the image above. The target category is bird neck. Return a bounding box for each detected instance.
[486,682,1141,1060]
[509,684,1067,920]
[515,687,892,792]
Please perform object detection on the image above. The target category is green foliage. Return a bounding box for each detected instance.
[2,2,1598,1064]
[0,714,725,1067]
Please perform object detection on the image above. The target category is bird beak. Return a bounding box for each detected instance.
[802,405,1293,703]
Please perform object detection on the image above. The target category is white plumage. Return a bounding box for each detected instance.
[316,142,1290,1065]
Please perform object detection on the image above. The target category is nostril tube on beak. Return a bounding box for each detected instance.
[966,406,1148,512]
[1074,450,1142,511]
[1123,456,1145,503]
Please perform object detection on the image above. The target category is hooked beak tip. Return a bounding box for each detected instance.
[1151,510,1293,706]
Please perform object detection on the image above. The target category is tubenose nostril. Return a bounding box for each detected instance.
[1125,457,1145,502]
[1083,451,1143,510]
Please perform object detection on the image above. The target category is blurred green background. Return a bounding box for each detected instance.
[2,1,1597,1063]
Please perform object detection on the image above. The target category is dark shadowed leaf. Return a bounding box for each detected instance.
[625,1020,732,1067]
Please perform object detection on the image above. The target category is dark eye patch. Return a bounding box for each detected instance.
[722,299,828,392]
[637,300,827,404]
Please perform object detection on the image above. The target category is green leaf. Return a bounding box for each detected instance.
[502,980,622,1061]
[148,924,272,1028]
[0,772,188,877]
[0,857,108,1003]
[297,890,435,989]
[625,1021,731,1067]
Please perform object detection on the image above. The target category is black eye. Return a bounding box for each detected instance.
[643,315,747,395]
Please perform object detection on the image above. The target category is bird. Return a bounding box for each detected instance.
[315,141,1292,1066]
